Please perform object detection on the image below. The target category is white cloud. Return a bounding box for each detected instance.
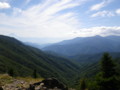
[13,8,22,16]
[23,0,32,6]
[90,0,112,11]
[0,0,87,38]
[0,2,10,9]
[26,0,31,4]
[69,26,120,37]
[116,8,120,15]
[91,10,114,17]
[0,0,120,43]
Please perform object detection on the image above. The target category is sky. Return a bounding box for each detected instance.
[0,0,120,44]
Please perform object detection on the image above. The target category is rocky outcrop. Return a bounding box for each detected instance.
[27,78,68,90]
[0,87,3,90]
[1,77,68,90]
[2,79,28,90]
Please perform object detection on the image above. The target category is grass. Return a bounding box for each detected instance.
[0,74,13,86]
[0,74,43,88]
[15,76,44,84]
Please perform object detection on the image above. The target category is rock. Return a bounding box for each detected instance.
[28,84,35,90]
[0,87,3,90]
[2,79,29,90]
[27,78,68,90]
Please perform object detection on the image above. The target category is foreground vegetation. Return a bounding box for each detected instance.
[76,53,120,90]
[0,74,43,89]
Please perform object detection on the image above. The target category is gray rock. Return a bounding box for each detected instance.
[27,78,68,90]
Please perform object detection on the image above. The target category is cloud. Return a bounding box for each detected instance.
[23,0,32,6]
[90,0,112,11]
[116,8,120,15]
[0,0,87,38]
[70,26,120,37]
[91,10,114,17]
[0,0,120,43]
[25,0,31,4]
[13,8,22,16]
[0,2,10,9]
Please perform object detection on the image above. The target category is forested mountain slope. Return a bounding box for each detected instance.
[0,35,80,85]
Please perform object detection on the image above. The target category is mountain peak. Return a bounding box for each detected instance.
[43,35,120,56]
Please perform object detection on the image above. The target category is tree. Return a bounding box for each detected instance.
[33,69,37,78]
[101,53,116,78]
[80,79,87,90]
[96,53,119,90]
[8,68,14,77]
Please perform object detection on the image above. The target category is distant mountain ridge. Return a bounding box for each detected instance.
[43,35,120,56]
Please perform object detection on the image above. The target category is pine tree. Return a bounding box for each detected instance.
[97,53,119,90]
[33,69,37,78]
[80,79,86,90]
[101,53,116,78]
[8,68,14,77]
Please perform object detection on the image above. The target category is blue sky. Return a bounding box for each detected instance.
[0,0,120,43]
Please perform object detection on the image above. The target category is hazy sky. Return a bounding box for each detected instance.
[0,0,120,43]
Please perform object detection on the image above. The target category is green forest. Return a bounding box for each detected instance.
[76,53,120,90]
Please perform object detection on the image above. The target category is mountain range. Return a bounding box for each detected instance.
[1,35,120,87]
[43,35,120,56]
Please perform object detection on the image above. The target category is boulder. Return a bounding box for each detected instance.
[27,78,68,90]
[0,87,3,90]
